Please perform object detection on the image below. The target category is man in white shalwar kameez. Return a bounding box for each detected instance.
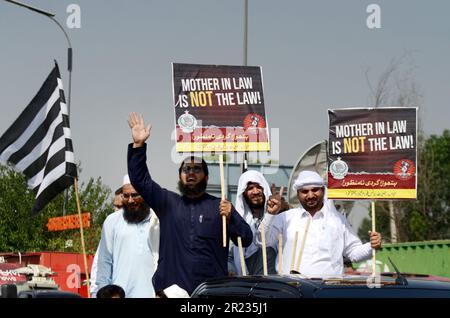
[95,175,159,298]
[256,170,382,277]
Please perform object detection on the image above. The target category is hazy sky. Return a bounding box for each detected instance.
[1,0,449,195]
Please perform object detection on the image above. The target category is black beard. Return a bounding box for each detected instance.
[178,177,207,197]
[123,202,150,224]
[244,194,265,210]
[300,200,323,214]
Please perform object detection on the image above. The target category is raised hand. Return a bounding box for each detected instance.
[267,184,284,215]
[128,112,152,148]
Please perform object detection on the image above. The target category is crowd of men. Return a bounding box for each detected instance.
[90,113,382,298]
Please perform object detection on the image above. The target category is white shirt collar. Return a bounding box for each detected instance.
[300,205,326,219]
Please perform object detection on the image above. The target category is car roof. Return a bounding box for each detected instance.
[191,274,450,298]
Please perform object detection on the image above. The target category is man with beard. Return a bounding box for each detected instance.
[126,112,252,296]
[256,170,382,277]
[230,170,277,275]
[89,186,124,297]
[95,175,159,298]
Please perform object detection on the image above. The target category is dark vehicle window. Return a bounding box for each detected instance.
[192,280,302,298]
[316,286,450,298]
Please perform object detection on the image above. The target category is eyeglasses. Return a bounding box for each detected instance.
[122,193,141,200]
[181,165,203,174]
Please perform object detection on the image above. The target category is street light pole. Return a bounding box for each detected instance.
[242,0,249,173]
[6,0,73,216]
[5,0,73,116]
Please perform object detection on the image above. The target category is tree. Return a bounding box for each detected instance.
[400,130,450,240]
[0,164,114,253]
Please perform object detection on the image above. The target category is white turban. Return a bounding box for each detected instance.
[292,170,325,192]
[122,174,130,186]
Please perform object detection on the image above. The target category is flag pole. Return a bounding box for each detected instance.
[73,178,91,298]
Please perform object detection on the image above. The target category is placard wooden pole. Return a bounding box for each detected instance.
[278,234,283,274]
[261,224,268,276]
[219,154,227,247]
[237,237,247,276]
[74,178,90,298]
[295,217,311,273]
[371,201,377,277]
[290,231,299,273]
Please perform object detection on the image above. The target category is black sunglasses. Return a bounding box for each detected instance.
[181,165,203,174]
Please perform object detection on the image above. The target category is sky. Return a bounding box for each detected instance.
[1,0,449,198]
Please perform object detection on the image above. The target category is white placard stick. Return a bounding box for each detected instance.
[295,217,311,272]
[278,234,283,274]
[371,201,376,277]
[261,224,268,276]
[219,154,227,247]
[237,236,247,276]
[290,231,299,272]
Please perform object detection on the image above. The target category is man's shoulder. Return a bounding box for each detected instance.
[196,192,221,203]
[104,210,123,224]
[281,207,301,218]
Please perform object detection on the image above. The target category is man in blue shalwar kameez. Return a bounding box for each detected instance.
[127,112,253,296]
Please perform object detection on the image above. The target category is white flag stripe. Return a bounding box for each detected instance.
[24,135,65,188]
[36,161,66,197]
[57,78,64,90]
[27,142,74,189]
[63,127,72,139]
[27,167,45,188]
[0,87,60,163]
[65,151,75,163]
[15,111,63,170]
[61,102,68,115]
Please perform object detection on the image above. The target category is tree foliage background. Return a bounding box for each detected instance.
[0,164,113,253]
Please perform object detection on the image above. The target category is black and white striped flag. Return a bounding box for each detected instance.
[0,63,77,214]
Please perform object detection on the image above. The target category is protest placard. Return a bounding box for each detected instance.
[172,63,270,152]
[328,107,417,199]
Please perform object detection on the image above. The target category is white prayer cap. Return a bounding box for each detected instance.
[122,174,131,186]
[292,170,325,192]
[163,284,189,298]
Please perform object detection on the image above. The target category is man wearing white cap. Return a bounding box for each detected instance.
[256,170,381,277]
[95,174,160,297]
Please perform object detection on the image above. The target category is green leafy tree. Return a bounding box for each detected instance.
[0,164,114,253]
